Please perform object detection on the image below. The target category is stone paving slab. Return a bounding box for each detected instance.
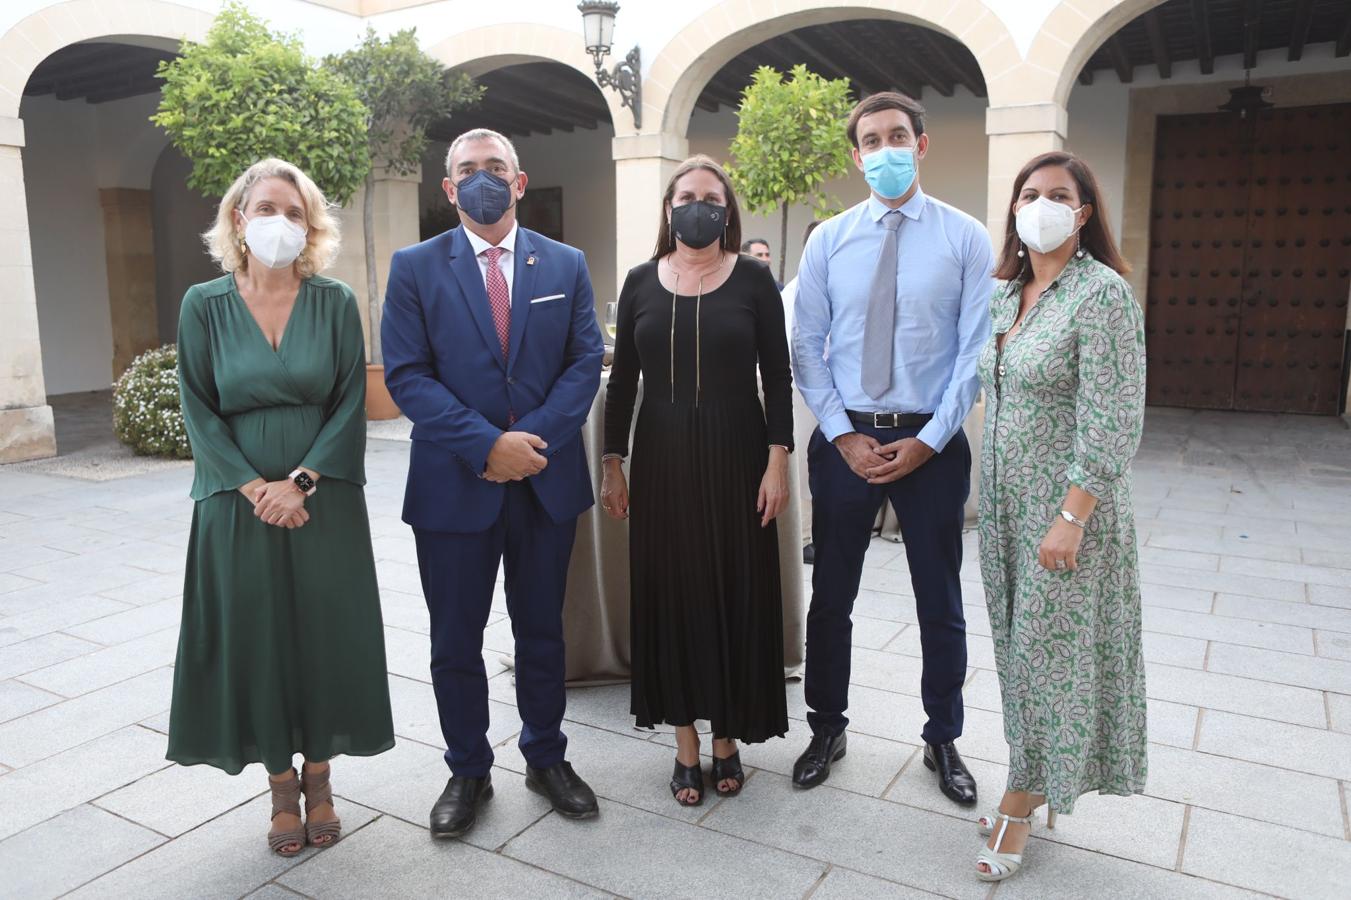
[279,815,608,899]
[1,408,1350,898]
[67,796,380,900]
[504,796,828,899]
[1182,808,1351,900]
[0,804,164,900]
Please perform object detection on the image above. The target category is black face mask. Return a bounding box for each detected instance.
[670,201,727,250]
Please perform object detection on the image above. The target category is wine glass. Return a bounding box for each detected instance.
[604,301,618,343]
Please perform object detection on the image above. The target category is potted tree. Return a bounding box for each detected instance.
[151,2,369,261]
[327,28,481,419]
[727,65,854,285]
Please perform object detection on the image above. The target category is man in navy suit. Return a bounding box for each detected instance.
[382,128,605,838]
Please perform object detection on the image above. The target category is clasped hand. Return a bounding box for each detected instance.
[484,431,549,483]
[245,479,308,529]
[834,433,934,483]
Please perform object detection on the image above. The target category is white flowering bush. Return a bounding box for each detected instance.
[112,345,193,459]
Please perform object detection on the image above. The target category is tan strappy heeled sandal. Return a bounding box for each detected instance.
[301,764,342,848]
[267,769,306,857]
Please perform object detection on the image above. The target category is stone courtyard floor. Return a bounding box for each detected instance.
[1,403,1349,899]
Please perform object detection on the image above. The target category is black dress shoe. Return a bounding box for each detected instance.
[802,543,816,565]
[792,730,847,788]
[924,742,977,806]
[525,761,599,819]
[430,773,493,838]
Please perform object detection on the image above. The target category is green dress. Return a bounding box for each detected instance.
[167,273,394,776]
[976,254,1147,814]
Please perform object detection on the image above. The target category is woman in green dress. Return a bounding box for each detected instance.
[167,158,394,856]
[974,151,1146,882]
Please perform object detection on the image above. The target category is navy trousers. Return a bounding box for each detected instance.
[805,424,970,745]
[413,481,577,777]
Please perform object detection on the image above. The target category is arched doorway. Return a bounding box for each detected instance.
[425,26,622,308]
[0,0,212,462]
[1060,0,1351,414]
[681,17,990,278]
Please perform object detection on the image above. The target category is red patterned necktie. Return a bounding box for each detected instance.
[482,247,511,360]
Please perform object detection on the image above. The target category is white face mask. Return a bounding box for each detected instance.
[1015,196,1084,254]
[242,213,307,269]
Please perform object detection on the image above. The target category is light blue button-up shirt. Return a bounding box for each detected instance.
[791,188,994,451]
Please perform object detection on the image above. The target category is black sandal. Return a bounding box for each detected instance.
[711,751,745,797]
[670,760,704,807]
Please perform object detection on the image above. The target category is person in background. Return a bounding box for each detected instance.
[780,219,823,565]
[791,92,993,806]
[743,237,784,290]
[603,155,794,807]
[974,150,1146,882]
[168,158,394,857]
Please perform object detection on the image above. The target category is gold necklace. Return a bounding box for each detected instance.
[666,253,728,405]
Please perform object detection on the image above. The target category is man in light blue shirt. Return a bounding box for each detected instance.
[789,92,993,807]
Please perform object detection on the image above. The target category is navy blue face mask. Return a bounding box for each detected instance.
[455,170,516,226]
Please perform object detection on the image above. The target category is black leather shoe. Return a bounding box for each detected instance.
[430,773,493,839]
[525,762,599,819]
[924,742,977,806]
[802,543,815,565]
[792,730,847,788]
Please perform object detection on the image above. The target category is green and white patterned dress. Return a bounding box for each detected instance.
[977,254,1148,814]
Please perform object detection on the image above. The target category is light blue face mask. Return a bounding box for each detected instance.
[862,147,917,200]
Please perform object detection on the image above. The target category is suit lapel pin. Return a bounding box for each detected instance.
[526,256,537,266]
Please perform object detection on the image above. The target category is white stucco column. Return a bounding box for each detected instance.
[0,116,57,463]
[611,132,689,294]
[983,103,1069,243]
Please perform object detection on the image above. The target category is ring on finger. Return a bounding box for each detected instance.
[1054,559,1068,570]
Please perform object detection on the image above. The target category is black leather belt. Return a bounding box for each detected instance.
[846,410,933,429]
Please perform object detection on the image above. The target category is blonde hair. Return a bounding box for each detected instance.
[203,158,339,278]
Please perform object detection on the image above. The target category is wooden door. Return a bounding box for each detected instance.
[1145,103,1351,414]
[1236,104,1351,414]
[1145,113,1250,410]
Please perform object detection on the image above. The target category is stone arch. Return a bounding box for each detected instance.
[646,0,1021,137]
[0,0,214,119]
[1022,0,1169,108]
[424,24,625,132]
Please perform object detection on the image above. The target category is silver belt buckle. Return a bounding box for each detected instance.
[873,412,894,428]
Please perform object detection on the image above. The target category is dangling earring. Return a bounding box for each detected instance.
[1016,243,1025,259]
[1075,234,1085,259]
[238,233,247,255]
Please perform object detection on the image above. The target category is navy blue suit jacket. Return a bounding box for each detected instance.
[381,225,605,533]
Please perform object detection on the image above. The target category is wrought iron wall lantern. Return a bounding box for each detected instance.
[1218,10,1273,121]
[578,1,642,129]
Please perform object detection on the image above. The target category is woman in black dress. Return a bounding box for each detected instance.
[601,155,794,806]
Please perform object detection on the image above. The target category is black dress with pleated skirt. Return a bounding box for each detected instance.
[604,256,793,743]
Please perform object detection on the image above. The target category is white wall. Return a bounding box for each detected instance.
[422,123,619,304]
[22,95,114,395]
[687,87,991,282]
[20,91,169,394]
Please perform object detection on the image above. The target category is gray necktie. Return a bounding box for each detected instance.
[861,211,902,400]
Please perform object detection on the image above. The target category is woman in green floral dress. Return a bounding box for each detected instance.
[974,152,1147,882]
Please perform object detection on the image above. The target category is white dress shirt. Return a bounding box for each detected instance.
[463,222,518,297]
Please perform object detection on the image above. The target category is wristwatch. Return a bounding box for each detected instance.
[289,468,317,497]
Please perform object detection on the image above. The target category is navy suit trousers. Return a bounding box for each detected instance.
[805,424,970,745]
[414,482,577,777]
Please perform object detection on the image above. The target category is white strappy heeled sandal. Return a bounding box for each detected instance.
[977,806,1056,835]
[975,811,1037,882]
